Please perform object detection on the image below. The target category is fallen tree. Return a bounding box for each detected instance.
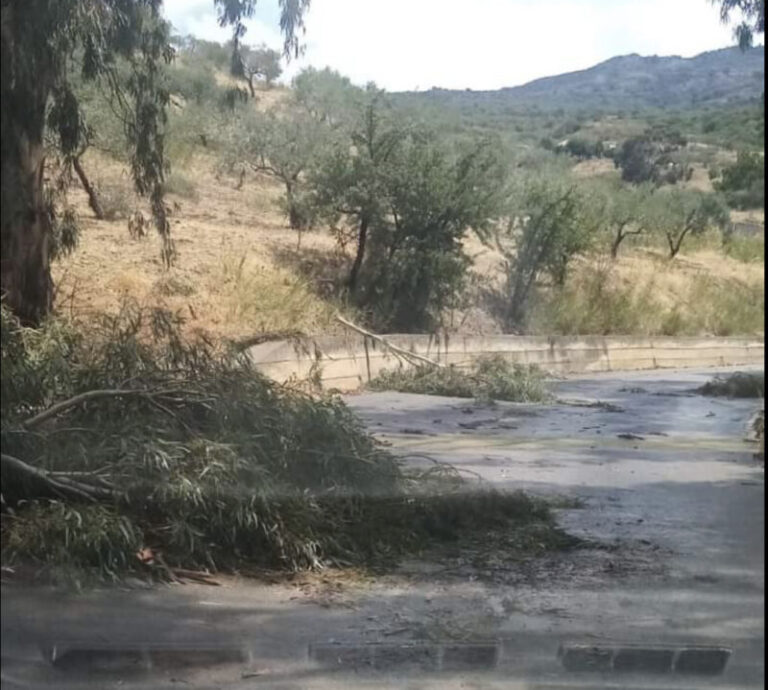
[1,302,565,582]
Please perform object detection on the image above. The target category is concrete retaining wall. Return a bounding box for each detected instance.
[247,333,764,391]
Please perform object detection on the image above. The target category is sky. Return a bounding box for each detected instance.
[161,0,758,91]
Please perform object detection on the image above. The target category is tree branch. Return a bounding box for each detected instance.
[22,390,143,430]
[334,314,444,369]
[22,389,185,430]
[1,453,114,503]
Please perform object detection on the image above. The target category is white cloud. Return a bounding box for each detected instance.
[162,0,754,91]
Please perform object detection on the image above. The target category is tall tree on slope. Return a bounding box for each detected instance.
[0,0,309,325]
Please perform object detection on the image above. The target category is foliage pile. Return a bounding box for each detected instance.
[697,371,765,398]
[369,355,550,403]
[0,305,558,581]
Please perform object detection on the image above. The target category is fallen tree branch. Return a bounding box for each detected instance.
[23,390,149,430]
[22,388,192,430]
[1,453,115,503]
[334,315,444,369]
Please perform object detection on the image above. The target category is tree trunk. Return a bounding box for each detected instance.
[285,182,301,230]
[73,155,104,220]
[348,216,369,293]
[1,4,58,325]
[0,137,53,326]
[611,228,626,259]
[0,101,53,325]
[507,264,533,328]
[247,74,256,99]
[668,229,688,258]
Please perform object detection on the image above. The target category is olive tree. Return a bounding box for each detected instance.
[293,67,362,129]
[308,88,406,293]
[649,189,731,258]
[489,180,600,329]
[307,89,507,331]
[588,181,654,258]
[361,136,507,332]
[238,44,282,96]
[225,106,332,238]
[0,0,310,325]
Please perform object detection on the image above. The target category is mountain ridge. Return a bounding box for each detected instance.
[399,46,764,111]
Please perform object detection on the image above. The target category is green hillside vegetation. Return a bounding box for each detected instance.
[52,37,765,342]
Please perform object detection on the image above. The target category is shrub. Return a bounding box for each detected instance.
[153,274,196,297]
[714,151,765,210]
[685,275,764,336]
[723,235,764,263]
[369,354,550,403]
[163,172,198,200]
[97,180,135,220]
[529,263,764,337]
[530,264,660,335]
[697,372,764,398]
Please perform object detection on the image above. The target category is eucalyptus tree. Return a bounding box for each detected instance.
[0,0,310,325]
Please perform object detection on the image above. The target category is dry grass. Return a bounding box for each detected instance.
[55,145,763,341]
[55,150,344,341]
[530,254,764,336]
[572,158,617,178]
[731,209,765,224]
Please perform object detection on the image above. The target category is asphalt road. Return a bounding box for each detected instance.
[1,366,763,689]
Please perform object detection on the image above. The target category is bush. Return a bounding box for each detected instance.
[97,180,135,220]
[530,265,660,335]
[685,275,764,336]
[166,62,219,106]
[723,235,764,263]
[529,264,764,337]
[369,354,550,403]
[697,372,764,398]
[163,172,198,200]
[714,151,765,210]
[562,138,603,160]
[0,305,559,580]
[152,274,196,297]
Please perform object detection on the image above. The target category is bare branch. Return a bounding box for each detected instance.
[22,388,192,430]
[1,453,114,503]
[23,390,150,430]
[334,314,444,369]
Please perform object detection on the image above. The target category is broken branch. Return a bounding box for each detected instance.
[334,314,444,369]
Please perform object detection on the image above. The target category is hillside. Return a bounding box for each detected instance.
[399,46,764,112]
[53,147,764,343]
[46,43,764,343]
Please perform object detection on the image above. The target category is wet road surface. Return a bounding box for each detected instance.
[2,366,763,688]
